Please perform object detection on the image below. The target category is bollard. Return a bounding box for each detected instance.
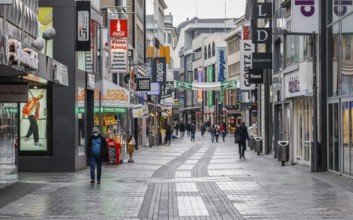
[277,141,289,166]
[254,137,263,155]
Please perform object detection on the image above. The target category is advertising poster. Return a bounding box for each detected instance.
[20,89,47,151]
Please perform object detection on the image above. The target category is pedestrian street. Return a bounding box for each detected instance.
[1,134,353,219]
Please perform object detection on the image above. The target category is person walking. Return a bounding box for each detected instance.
[179,122,186,138]
[164,124,172,145]
[215,125,220,143]
[174,122,179,136]
[87,127,108,184]
[190,123,196,141]
[201,123,206,137]
[235,122,250,159]
[209,125,216,143]
[219,123,225,142]
[186,123,191,137]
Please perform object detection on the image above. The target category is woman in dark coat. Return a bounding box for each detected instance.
[235,122,250,159]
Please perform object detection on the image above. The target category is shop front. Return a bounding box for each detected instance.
[0,35,68,185]
[283,61,313,166]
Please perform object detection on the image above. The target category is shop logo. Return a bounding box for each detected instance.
[78,11,89,41]
[110,20,128,38]
[8,39,39,70]
[295,0,315,17]
[218,49,226,82]
[334,0,353,17]
[156,60,165,82]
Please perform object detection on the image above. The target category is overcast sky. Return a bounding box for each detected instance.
[164,0,246,27]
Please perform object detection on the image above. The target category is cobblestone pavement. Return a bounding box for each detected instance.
[1,134,353,219]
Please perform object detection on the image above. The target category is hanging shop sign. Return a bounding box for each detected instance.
[284,62,313,98]
[207,65,213,107]
[252,28,272,44]
[197,68,203,103]
[87,73,95,90]
[110,19,128,38]
[136,78,151,91]
[161,81,174,99]
[161,104,172,116]
[128,49,134,60]
[249,69,264,84]
[132,104,144,118]
[292,0,319,33]
[8,39,39,70]
[240,40,255,90]
[252,53,272,69]
[217,48,226,81]
[147,82,160,95]
[0,84,28,102]
[253,2,272,19]
[109,39,128,73]
[76,1,91,51]
[151,57,166,87]
[175,80,238,91]
[102,80,130,107]
[48,58,69,86]
[243,25,250,40]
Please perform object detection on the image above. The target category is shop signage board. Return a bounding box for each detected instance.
[0,0,14,4]
[284,62,313,98]
[136,78,151,91]
[175,80,238,91]
[102,80,130,107]
[253,2,272,19]
[332,0,353,32]
[197,67,203,102]
[252,53,272,69]
[109,39,128,73]
[207,65,213,107]
[161,81,174,99]
[87,73,95,90]
[147,82,160,95]
[292,0,319,33]
[0,84,28,102]
[249,69,264,84]
[8,39,39,70]
[217,48,226,81]
[240,40,255,90]
[110,19,128,38]
[128,49,134,60]
[252,28,272,44]
[151,57,166,88]
[76,1,91,51]
[132,104,144,118]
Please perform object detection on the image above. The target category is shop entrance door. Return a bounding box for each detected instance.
[328,102,340,172]
[297,99,312,165]
[341,99,353,176]
[0,103,18,187]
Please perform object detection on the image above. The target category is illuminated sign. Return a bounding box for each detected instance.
[110,19,128,38]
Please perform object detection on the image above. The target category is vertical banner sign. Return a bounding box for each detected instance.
[197,67,203,103]
[217,48,226,82]
[76,1,91,51]
[240,40,255,90]
[207,66,213,107]
[109,39,128,73]
[151,57,166,88]
[253,3,272,19]
[243,25,250,40]
[292,0,319,33]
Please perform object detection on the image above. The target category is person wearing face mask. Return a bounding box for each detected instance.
[87,127,108,184]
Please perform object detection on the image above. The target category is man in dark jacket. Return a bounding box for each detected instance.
[179,122,186,138]
[235,122,250,159]
[87,127,108,184]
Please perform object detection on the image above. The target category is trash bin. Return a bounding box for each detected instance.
[254,137,263,155]
[249,136,255,150]
[277,141,289,166]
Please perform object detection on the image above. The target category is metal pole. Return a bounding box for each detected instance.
[311,32,318,172]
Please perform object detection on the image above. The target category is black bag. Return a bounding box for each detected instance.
[235,136,240,143]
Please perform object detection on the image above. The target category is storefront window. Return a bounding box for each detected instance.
[327,25,339,97]
[285,35,310,67]
[77,88,85,156]
[341,13,353,95]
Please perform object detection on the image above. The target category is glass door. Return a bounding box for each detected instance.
[0,103,19,187]
[328,102,340,172]
[342,100,353,176]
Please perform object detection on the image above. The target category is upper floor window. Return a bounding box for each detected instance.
[194,48,202,61]
[204,46,207,59]
[212,42,215,57]
[228,38,240,55]
[208,44,211,58]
